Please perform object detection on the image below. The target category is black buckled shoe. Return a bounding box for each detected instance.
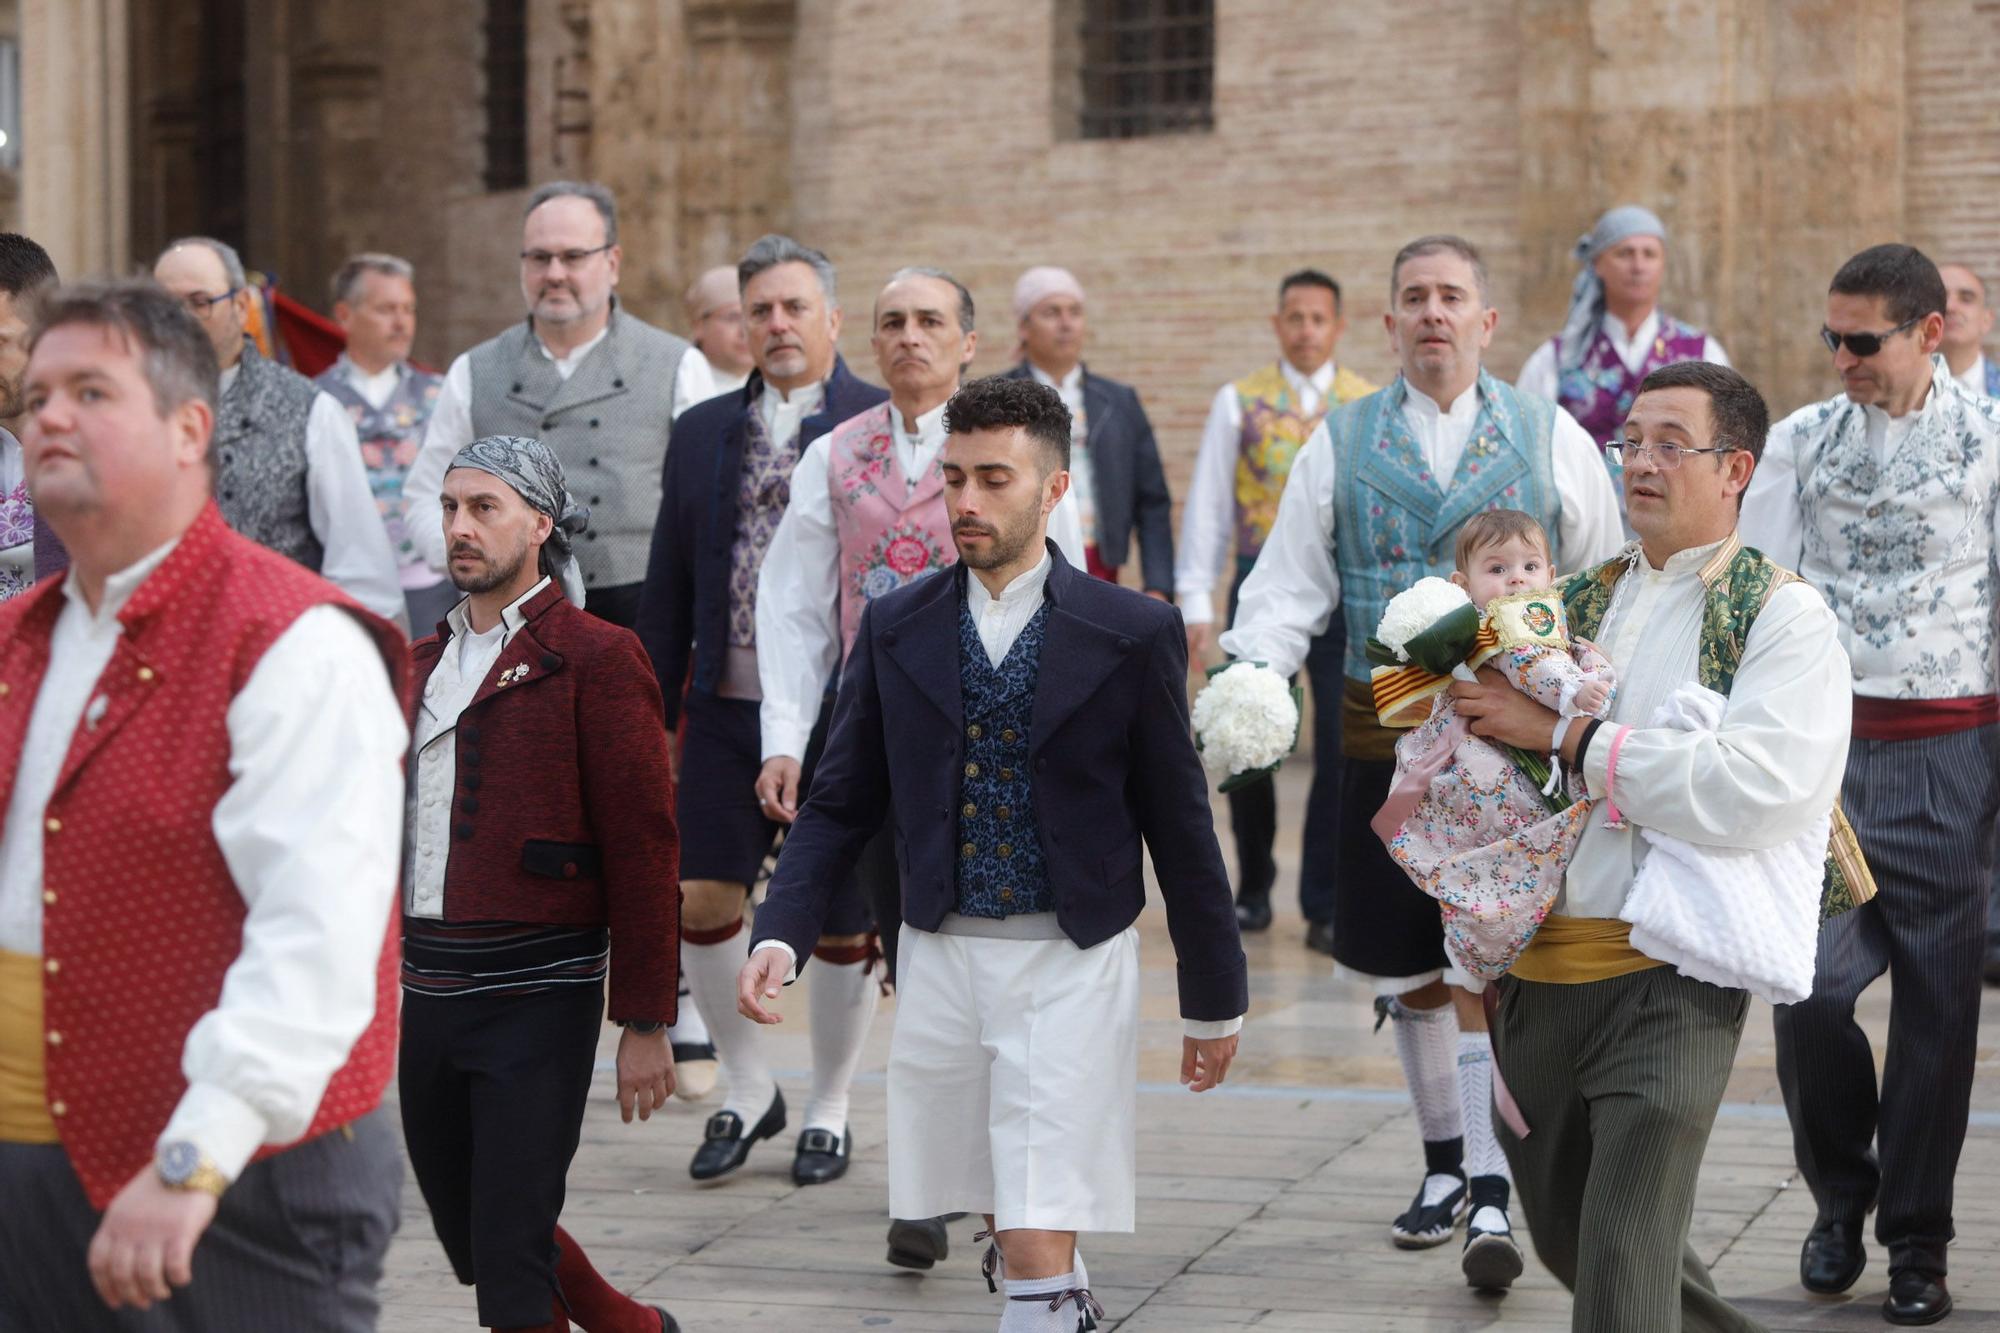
[1235,892,1273,932]
[1390,1172,1468,1249]
[650,1307,680,1333]
[791,1125,851,1185]
[689,1090,785,1183]
[1885,1270,1952,1326]
[1799,1215,1866,1294]
[886,1215,951,1270]
[1305,920,1336,956]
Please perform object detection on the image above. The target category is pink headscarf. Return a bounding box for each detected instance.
[1012,266,1086,323]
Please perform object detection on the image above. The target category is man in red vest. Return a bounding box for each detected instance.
[0,281,409,1326]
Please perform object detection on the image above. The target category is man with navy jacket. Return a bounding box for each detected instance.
[737,375,1245,1332]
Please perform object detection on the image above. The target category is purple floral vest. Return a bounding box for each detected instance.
[1556,314,1709,446]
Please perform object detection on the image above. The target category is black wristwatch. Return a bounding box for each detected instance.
[620,1020,666,1035]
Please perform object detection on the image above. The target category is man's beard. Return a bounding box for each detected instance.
[451,540,532,593]
[953,512,1038,571]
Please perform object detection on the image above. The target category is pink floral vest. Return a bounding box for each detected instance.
[827,403,956,662]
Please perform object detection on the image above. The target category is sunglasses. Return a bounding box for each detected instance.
[1819,315,1921,358]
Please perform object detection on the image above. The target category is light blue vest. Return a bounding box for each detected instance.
[1331,370,1562,679]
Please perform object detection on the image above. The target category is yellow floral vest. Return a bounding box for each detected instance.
[1233,363,1376,557]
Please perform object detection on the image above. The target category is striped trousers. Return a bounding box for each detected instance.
[0,1109,401,1332]
[1774,723,2000,1277]
[1493,967,1763,1332]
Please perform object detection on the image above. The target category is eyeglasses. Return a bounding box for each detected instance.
[181,288,240,316]
[1605,442,1740,471]
[520,244,613,270]
[1819,315,1921,357]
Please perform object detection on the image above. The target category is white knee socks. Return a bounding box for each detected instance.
[1391,998,1464,1146]
[803,946,879,1133]
[682,920,777,1121]
[1458,1030,1511,1183]
[665,947,710,1048]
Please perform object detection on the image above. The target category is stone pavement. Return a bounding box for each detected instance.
[380,764,2000,1331]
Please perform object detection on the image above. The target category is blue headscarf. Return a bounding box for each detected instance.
[1558,205,1667,374]
[446,435,591,607]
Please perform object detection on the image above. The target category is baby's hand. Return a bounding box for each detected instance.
[1574,679,1611,715]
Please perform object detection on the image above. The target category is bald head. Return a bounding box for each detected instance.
[154,239,252,372]
[684,264,751,378]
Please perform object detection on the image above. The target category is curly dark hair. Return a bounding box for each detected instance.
[943,375,1072,474]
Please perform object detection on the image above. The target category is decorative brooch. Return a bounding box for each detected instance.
[496,663,530,687]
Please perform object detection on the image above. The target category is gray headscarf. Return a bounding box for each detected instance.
[1558,205,1668,374]
[446,435,591,607]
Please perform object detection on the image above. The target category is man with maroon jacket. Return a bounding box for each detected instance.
[401,433,681,1333]
[0,281,409,1329]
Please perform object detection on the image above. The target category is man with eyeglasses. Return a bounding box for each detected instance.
[1221,235,1621,1293]
[684,265,754,396]
[1449,358,1849,1331]
[152,237,407,632]
[403,180,718,629]
[1741,243,2000,1327]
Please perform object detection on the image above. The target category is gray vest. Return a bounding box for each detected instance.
[465,307,690,589]
[213,341,323,571]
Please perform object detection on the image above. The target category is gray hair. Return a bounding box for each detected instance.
[30,279,220,428]
[885,265,975,333]
[525,180,618,247]
[330,252,414,307]
[737,234,837,305]
[1389,234,1490,307]
[160,236,247,292]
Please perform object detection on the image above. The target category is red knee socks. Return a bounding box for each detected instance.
[553,1225,662,1333]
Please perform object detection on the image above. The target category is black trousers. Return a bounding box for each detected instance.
[1224,560,1345,921]
[1774,724,2000,1277]
[583,581,643,628]
[399,983,604,1327]
[0,1111,401,1333]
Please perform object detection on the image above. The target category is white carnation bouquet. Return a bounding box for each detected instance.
[1192,661,1302,792]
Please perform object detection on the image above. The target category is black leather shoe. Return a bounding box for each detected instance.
[689,1090,785,1182]
[791,1125,851,1185]
[1799,1216,1866,1294]
[1305,920,1336,956]
[1236,895,1273,932]
[1884,1270,1952,1325]
[886,1215,950,1270]
[651,1307,680,1333]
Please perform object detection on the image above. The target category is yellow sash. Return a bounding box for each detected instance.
[0,949,57,1143]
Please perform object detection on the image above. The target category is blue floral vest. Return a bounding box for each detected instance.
[953,596,1053,918]
[1330,371,1562,680]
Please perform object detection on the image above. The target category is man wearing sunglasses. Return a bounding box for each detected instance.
[403,181,720,629]
[1742,243,2000,1326]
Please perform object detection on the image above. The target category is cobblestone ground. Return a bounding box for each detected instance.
[381,765,2000,1331]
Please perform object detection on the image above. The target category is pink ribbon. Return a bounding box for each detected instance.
[1370,713,1470,848]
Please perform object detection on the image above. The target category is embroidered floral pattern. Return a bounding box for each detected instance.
[1556,314,1709,446]
[319,364,443,569]
[727,407,802,646]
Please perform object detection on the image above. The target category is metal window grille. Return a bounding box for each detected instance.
[483,0,529,191]
[1077,0,1214,141]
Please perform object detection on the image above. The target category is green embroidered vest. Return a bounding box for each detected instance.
[1561,536,1869,919]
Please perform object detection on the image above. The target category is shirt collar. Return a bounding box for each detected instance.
[63,534,181,626]
[340,354,405,391]
[445,575,550,641]
[1635,532,1735,579]
[967,549,1053,616]
[1282,359,1336,399]
[1028,363,1084,396]
[1603,309,1661,353]
[1953,355,1989,400]
[218,363,240,398]
[537,323,610,370]
[757,377,826,428]
[1403,378,1481,421]
[892,399,950,448]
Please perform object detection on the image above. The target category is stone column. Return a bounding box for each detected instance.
[1515,0,1906,414]
[21,0,131,277]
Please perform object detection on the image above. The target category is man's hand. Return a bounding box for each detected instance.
[1181,1033,1239,1092]
[616,1026,677,1124]
[87,1168,219,1310]
[754,756,803,825]
[1186,621,1215,664]
[738,946,792,1024]
[1448,666,1560,753]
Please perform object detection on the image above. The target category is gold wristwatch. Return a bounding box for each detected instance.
[156,1141,230,1197]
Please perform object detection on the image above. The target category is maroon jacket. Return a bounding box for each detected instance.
[407,581,680,1022]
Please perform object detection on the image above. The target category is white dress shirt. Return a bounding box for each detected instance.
[404,578,546,919]
[341,358,404,412]
[754,401,1089,762]
[0,539,408,1179]
[215,363,409,632]
[1560,538,1850,921]
[758,549,1244,1039]
[403,328,717,573]
[1954,354,1995,400]
[1219,379,1625,678]
[759,378,825,447]
[1175,359,1338,625]
[1516,310,1731,401]
[1028,363,1094,544]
